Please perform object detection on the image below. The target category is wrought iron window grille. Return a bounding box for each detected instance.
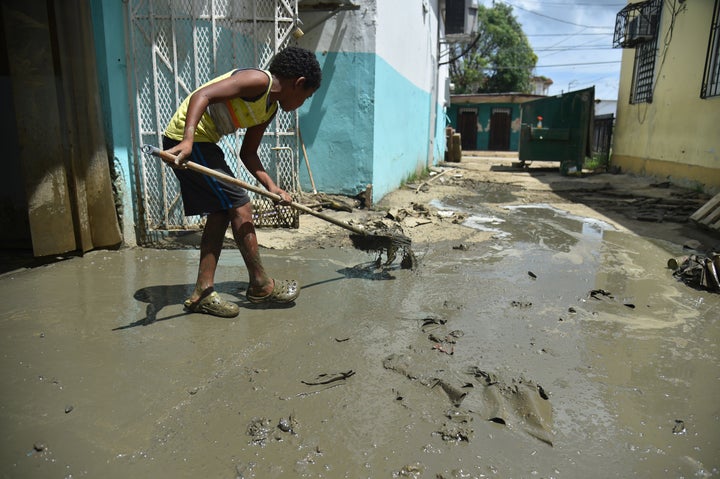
[701,0,720,98]
[613,0,662,49]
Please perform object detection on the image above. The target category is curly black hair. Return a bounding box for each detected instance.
[268,46,322,90]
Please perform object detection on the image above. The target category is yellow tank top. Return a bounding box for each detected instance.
[164,69,278,143]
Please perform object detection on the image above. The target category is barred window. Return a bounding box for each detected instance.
[624,0,662,104]
[701,0,720,98]
[631,39,659,104]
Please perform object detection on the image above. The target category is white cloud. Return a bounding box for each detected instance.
[478,0,624,99]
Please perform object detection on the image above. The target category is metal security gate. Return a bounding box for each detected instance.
[592,113,614,166]
[128,0,300,239]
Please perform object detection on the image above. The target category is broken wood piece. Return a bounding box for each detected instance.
[301,370,356,386]
[416,168,458,193]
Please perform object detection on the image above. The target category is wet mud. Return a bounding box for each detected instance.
[2,168,720,478]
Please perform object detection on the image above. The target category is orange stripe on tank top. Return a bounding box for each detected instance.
[225,100,242,129]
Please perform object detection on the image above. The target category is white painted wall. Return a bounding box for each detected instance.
[376,0,439,93]
[298,1,376,54]
[295,0,449,200]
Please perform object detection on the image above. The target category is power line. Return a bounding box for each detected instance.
[527,33,612,37]
[535,46,612,51]
[500,0,613,29]
[536,60,620,68]
[487,60,621,70]
[519,1,625,6]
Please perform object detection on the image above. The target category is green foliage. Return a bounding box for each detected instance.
[403,167,431,186]
[449,3,537,94]
[583,153,609,171]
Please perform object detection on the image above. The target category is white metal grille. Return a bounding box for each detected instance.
[129,0,300,237]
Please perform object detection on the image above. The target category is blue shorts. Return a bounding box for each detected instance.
[162,136,250,216]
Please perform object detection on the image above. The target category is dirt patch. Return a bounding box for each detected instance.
[257,155,719,256]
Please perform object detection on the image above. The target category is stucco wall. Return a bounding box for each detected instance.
[295,3,378,198]
[90,0,136,245]
[297,0,447,201]
[613,1,720,192]
[373,0,445,197]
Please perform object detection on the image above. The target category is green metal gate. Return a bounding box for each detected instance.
[518,87,595,175]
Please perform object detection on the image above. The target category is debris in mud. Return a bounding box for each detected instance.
[671,253,720,292]
[428,331,463,345]
[246,417,273,446]
[528,271,537,279]
[420,316,447,333]
[435,421,472,442]
[301,370,355,386]
[277,415,297,434]
[302,192,356,212]
[442,300,464,310]
[667,255,689,270]
[511,300,532,308]
[395,463,424,477]
[382,354,554,445]
[672,419,687,435]
[452,243,469,251]
[432,343,454,355]
[588,289,613,300]
[235,461,257,479]
[64,405,74,414]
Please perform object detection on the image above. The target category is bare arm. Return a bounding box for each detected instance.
[240,119,292,204]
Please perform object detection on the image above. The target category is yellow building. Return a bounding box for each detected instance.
[612,0,720,193]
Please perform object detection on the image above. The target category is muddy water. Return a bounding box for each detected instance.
[1,202,719,478]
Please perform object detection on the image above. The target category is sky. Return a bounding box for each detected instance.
[477,0,626,100]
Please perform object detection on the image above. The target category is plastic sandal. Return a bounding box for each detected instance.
[246,278,300,304]
[184,291,239,318]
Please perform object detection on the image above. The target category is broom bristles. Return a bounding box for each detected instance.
[349,233,410,252]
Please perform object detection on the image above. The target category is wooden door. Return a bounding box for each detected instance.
[488,108,511,151]
[459,110,477,150]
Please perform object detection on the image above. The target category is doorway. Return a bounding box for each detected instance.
[458,109,478,150]
[488,107,511,151]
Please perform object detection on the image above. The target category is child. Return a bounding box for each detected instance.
[162,46,322,317]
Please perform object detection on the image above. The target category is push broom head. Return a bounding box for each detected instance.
[349,231,416,269]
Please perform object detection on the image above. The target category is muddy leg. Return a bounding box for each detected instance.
[229,203,273,297]
[188,210,230,302]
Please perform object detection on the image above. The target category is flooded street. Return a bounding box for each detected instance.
[1,164,719,478]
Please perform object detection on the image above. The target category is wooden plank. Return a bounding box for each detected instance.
[711,218,720,233]
[690,192,720,222]
[700,206,720,226]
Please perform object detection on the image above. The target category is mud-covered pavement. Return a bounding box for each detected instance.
[1,155,719,478]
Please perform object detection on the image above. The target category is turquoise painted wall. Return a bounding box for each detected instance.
[297,51,376,198]
[299,51,444,201]
[90,0,137,245]
[371,56,433,199]
[448,102,522,151]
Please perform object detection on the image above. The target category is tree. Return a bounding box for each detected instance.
[447,3,537,94]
